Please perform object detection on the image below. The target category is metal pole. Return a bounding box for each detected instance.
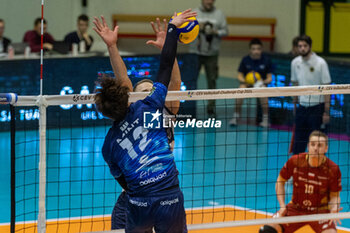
[10,105,16,233]
[38,99,47,233]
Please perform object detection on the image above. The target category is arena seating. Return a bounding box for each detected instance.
[112,14,276,51]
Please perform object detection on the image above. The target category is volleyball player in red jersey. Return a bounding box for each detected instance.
[259,130,342,233]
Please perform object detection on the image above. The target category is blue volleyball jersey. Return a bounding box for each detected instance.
[102,82,179,196]
[238,54,272,80]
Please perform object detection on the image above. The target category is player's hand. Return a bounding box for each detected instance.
[329,207,343,226]
[170,9,197,28]
[146,18,167,50]
[82,32,92,45]
[93,15,118,48]
[43,43,53,50]
[323,112,330,125]
[82,32,90,40]
[273,207,287,218]
[253,80,264,88]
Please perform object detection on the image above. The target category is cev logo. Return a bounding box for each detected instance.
[60,85,93,110]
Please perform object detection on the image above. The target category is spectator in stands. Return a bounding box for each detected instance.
[291,35,331,155]
[190,0,228,117]
[230,38,272,127]
[0,19,11,53]
[64,14,93,52]
[23,18,55,53]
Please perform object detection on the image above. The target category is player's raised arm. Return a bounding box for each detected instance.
[147,18,181,114]
[156,9,196,88]
[275,175,287,217]
[93,16,133,91]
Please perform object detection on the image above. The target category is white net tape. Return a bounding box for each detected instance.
[13,84,350,106]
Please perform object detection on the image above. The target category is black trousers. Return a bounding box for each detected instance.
[293,103,324,154]
[196,55,218,113]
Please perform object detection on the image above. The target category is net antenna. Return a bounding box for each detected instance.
[40,0,44,96]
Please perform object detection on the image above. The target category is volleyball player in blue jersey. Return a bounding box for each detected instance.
[93,10,196,233]
[95,17,182,232]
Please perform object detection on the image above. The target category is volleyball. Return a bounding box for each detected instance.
[245,71,261,86]
[171,12,199,44]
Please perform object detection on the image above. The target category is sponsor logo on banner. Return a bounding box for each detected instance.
[73,94,94,102]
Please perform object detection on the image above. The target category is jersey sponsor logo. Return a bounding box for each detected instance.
[298,176,322,186]
[308,179,322,186]
[136,155,161,173]
[298,176,308,182]
[139,171,167,186]
[129,198,148,207]
[303,199,312,207]
[139,163,164,178]
[148,86,156,96]
[160,198,179,206]
[296,170,303,175]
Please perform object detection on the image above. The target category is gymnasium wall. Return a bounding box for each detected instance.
[0,0,300,53]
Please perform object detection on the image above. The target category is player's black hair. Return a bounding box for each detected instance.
[249,38,263,48]
[292,36,298,47]
[297,34,312,47]
[78,14,89,22]
[94,75,130,122]
[0,19,4,23]
[34,17,46,26]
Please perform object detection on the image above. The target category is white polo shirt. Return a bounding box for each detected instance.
[291,52,331,107]
[0,39,3,53]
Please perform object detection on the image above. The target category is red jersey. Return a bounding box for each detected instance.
[280,153,341,212]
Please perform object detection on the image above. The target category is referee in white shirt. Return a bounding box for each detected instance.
[291,35,331,154]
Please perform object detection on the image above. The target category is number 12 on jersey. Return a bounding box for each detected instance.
[119,126,151,159]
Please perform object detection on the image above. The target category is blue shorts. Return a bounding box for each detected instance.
[126,188,187,233]
[111,191,128,230]
[111,191,153,233]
